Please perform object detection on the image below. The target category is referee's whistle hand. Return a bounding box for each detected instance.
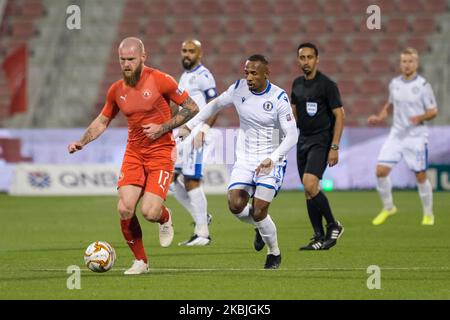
[327,151,338,167]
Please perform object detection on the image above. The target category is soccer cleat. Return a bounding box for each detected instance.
[421,215,434,226]
[322,221,344,250]
[159,209,174,247]
[253,228,265,251]
[264,254,281,269]
[178,234,211,246]
[372,206,397,225]
[299,235,324,250]
[124,259,149,275]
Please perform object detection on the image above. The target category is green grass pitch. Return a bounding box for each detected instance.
[0,191,449,300]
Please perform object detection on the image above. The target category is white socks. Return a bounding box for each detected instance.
[235,205,280,256]
[172,176,209,238]
[254,215,280,256]
[376,176,394,210]
[418,180,433,216]
[234,204,255,225]
[188,187,209,237]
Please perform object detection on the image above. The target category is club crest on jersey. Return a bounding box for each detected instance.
[306,102,318,116]
[142,89,152,99]
[263,101,273,111]
[412,86,420,94]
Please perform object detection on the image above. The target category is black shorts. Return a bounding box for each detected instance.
[296,131,332,180]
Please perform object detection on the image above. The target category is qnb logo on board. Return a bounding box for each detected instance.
[28,171,51,188]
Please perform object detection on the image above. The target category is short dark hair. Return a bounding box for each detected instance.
[297,42,319,57]
[247,54,269,65]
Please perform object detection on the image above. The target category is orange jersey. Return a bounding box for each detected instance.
[101,66,188,168]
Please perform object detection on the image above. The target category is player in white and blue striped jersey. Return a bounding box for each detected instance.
[173,39,218,246]
[180,54,298,269]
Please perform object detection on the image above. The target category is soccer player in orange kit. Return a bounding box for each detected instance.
[68,37,199,275]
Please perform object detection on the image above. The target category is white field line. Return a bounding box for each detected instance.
[30,266,450,272]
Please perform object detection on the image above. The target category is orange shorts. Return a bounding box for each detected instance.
[118,161,174,200]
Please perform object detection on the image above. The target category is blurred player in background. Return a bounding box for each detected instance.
[68,37,199,274]
[172,39,218,246]
[179,54,298,269]
[368,47,438,226]
[291,43,345,251]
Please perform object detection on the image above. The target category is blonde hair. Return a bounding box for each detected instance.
[401,47,419,59]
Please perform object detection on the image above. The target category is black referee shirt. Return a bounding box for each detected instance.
[291,71,342,136]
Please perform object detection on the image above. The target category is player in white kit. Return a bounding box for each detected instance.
[368,48,438,226]
[173,39,218,246]
[179,55,298,268]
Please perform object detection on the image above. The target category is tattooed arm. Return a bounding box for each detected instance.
[68,114,112,153]
[142,96,199,140]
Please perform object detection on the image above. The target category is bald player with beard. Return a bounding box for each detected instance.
[68,37,199,275]
[172,39,218,246]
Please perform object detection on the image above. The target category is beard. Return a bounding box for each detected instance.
[122,63,142,87]
[182,58,195,70]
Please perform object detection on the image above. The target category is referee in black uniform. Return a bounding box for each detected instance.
[291,42,345,250]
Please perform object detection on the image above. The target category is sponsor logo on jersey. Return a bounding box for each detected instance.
[306,102,318,116]
[263,101,273,111]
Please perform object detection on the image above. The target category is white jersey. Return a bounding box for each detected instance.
[217,79,295,166]
[388,74,437,138]
[179,64,217,110]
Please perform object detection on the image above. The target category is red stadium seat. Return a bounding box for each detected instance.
[385,17,410,34]
[123,0,147,15]
[423,0,448,12]
[404,36,429,53]
[9,21,37,39]
[223,0,247,15]
[346,0,371,13]
[250,18,277,34]
[332,17,356,34]
[144,19,167,37]
[269,58,288,75]
[217,38,243,55]
[337,78,359,96]
[350,37,374,54]
[273,0,298,15]
[118,20,141,37]
[147,0,170,16]
[196,0,222,15]
[304,18,330,35]
[350,98,378,116]
[323,38,348,55]
[171,0,196,16]
[339,58,366,74]
[377,37,402,54]
[322,0,347,14]
[278,18,302,34]
[170,19,196,35]
[272,37,296,56]
[223,18,248,35]
[197,18,223,36]
[397,0,423,13]
[373,0,397,13]
[359,78,385,95]
[21,0,46,18]
[298,0,322,14]
[249,1,273,15]
[243,39,270,56]
[210,57,237,77]
[410,17,437,34]
[318,58,339,74]
[367,58,394,75]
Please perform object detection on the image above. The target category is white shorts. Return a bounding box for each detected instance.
[175,125,211,179]
[377,134,428,172]
[228,161,287,202]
